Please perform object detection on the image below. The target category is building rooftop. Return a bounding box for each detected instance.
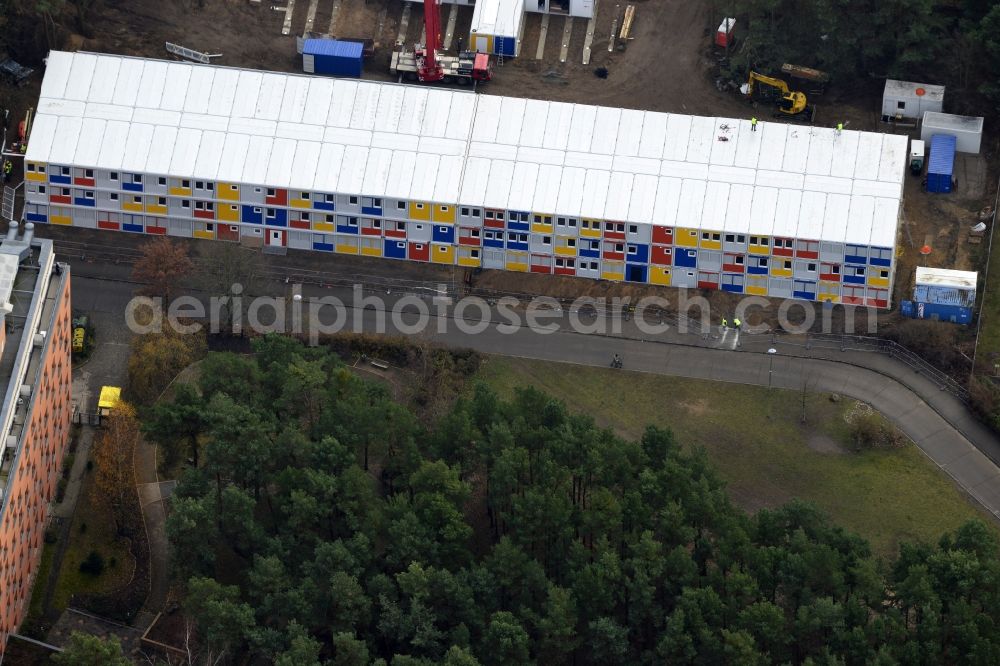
[28,51,908,246]
[0,225,65,507]
[883,79,945,102]
[915,266,978,290]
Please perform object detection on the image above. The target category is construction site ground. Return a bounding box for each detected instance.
[1,0,997,334]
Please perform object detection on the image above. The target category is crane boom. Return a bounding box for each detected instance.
[418,0,443,82]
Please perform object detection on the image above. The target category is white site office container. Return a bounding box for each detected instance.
[920,111,984,154]
[881,80,944,122]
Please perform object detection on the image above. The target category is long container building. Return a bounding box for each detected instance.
[24,52,907,307]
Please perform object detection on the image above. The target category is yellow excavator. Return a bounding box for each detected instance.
[745,71,816,122]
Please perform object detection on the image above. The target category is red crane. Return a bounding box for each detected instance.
[416,0,444,82]
[389,0,492,85]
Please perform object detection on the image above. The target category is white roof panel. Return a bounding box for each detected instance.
[556,167,587,217]
[207,68,240,118]
[628,174,658,223]
[615,109,645,157]
[111,57,145,107]
[145,125,179,174]
[385,151,417,199]
[829,130,861,178]
[496,97,527,145]
[435,155,463,202]
[279,75,311,124]
[169,128,202,178]
[797,191,826,239]
[471,95,502,143]
[232,70,263,119]
[484,160,516,210]
[396,87,428,135]
[375,86,406,132]
[781,126,810,173]
[216,133,251,182]
[313,143,346,193]
[845,196,875,246]
[242,135,273,185]
[136,61,169,109]
[39,51,74,100]
[878,134,907,183]
[533,164,563,212]
[63,53,97,102]
[701,181,730,231]
[685,116,715,164]
[805,129,835,176]
[121,123,155,173]
[409,152,439,201]
[23,115,58,164]
[748,187,778,237]
[361,147,393,197]
[605,172,633,220]
[339,145,369,194]
[49,116,84,165]
[256,73,287,121]
[88,56,121,105]
[580,170,610,219]
[854,132,883,180]
[757,122,787,171]
[519,99,550,148]
[508,161,539,211]
[772,189,802,238]
[677,179,706,229]
[289,141,322,191]
[460,158,492,207]
[638,112,669,159]
[662,114,691,161]
[723,184,754,234]
[82,102,127,121]
[95,120,130,171]
[652,177,683,227]
[567,104,597,153]
[74,119,107,167]
[302,77,336,126]
[183,66,215,115]
[820,193,850,243]
[192,131,226,180]
[709,118,740,166]
[871,197,899,248]
[161,63,193,112]
[590,107,621,155]
[732,119,763,169]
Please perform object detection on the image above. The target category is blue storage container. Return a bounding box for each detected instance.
[303,39,363,78]
[900,300,972,324]
[926,134,956,193]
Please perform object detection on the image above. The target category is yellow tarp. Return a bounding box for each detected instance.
[98,386,122,411]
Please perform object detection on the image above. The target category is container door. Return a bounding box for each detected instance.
[474,35,489,53]
[268,229,285,247]
[303,54,315,74]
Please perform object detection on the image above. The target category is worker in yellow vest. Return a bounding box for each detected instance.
[721,317,728,329]
[734,317,742,330]
[2,160,11,183]
[750,117,758,132]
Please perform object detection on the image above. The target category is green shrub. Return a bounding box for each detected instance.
[79,551,104,576]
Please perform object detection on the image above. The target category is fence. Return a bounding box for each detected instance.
[769,331,970,402]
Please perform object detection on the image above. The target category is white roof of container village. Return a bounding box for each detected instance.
[471,0,524,38]
[29,51,908,248]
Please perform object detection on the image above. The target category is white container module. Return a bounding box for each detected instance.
[920,111,984,154]
[469,0,524,57]
[881,80,944,122]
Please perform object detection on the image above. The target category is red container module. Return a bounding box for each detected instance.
[714,18,735,48]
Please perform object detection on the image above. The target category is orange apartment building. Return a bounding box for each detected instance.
[0,222,72,655]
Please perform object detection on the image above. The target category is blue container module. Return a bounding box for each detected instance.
[926,134,956,193]
[303,39,363,78]
[901,300,972,324]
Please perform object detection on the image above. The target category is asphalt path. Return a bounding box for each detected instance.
[69,267,1000,522]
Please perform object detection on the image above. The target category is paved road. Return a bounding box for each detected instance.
[68,266,1000,523]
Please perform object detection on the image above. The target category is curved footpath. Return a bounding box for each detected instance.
[68,268,1000,526]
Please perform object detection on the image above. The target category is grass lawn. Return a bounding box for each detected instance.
[49,476,135,611]
[976,234,1000,372]
[476,356,997,557]
[26,542,55,621]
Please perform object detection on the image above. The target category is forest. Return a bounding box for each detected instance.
[727,0,1000,110]
[141,337,1000,665]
